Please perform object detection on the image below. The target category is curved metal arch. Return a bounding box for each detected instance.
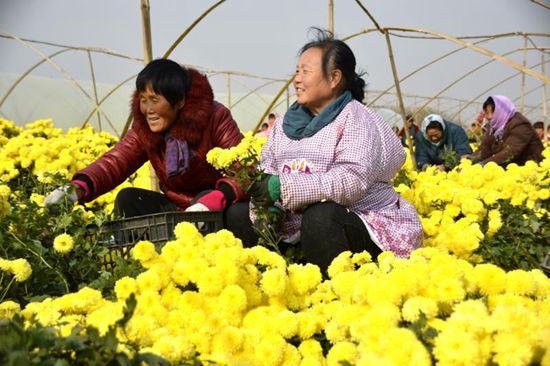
[0,48,70,108]
[450,58,550,121]
[367,36,509,107]
[231,80,283,108]
[162,0,227,58]
[0,28,116,129]
[369,32,550,106]
[205,70,286,82]
[412,47,546,124]
[0,34,144,62]
[0,29,95,100]
[257,28,549,133]
[84,73,137,137]
[524,96,549,115]
[386,27,549,83]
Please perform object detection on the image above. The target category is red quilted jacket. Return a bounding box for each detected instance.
[73,68,243,209]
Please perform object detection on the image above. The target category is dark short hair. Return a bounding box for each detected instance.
[426,121,443,131]
[268,113,276,119]
[483,97,495,112]
[533,121,544,129]
[300,28,366,102]
[136,59,191,107]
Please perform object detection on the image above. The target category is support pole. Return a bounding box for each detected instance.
[286,87,290,109]
[542,53,548,137]
[141,0,153,64]
[86,50,102,131]
[384,30,417,169]
[140,0,158,191]
[328,0,334,34]
[227,73,232,108]
[520,36,527,113]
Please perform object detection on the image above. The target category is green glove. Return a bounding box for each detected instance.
[249,174,280,208]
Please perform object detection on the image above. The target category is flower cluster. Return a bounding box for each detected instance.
[0,257,32,283]
[2,225,549,365]
[207,132,284,253]
[396,149,550,261]
[0,118,154,304]
[0,118,152,213]
[0,184,11,217]
[207,131,265,172]
[1,118,549,364]
[207,131,266,190]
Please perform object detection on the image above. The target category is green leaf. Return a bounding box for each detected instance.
[117,294,137,327]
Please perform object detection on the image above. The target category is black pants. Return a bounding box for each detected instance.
[225,201,382,273]
[115,187,176,218]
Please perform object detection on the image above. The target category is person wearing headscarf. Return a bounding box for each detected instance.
[415,114,472,171]
[472,95,543,166]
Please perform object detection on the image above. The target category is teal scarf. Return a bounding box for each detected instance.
[283,91,353,140]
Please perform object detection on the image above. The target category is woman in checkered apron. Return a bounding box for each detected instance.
[226,29,423,273]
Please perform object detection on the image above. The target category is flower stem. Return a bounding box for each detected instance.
[0,277,15,302]
[9,232,69,293]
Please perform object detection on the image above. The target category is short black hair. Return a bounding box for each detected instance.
[533,121,544,129]
[483,97,495,112]
[300,28,366,102]
[136,59,191,107]
[426,121,443,131]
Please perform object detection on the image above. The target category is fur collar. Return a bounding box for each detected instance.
[130,68,214,151]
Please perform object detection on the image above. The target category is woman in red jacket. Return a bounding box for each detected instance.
[45,59,244,217]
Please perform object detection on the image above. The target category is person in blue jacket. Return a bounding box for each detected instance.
[415,114,472,171]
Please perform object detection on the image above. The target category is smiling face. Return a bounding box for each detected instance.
[294,47,340,115]
[139,84,183,133]
[426,126,443,143]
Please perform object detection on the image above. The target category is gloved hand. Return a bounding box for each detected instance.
[44,184,78,207]
[184,189,229,231]
[249,174,280,208]
[189,190,227,211]
[184,202,210,213]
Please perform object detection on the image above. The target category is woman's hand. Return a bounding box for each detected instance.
[44,184,81,207]
[249,174,280,208]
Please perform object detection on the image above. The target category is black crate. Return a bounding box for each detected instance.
[542,248,550,277]
[99,211,223,269]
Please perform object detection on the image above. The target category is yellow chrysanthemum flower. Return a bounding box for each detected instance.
[53,233,74,254]
[114,276,138,301]
[401,296,439,322]
[1,257,33,282]
[130,240,158,263]
[0,300,21,319]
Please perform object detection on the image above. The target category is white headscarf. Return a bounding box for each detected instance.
[421,114,446,146]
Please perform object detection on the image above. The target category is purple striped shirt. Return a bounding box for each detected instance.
[255,100,423,257]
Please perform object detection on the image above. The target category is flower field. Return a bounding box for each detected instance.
[0,118,549,365]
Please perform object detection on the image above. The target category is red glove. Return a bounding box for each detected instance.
[185,190,226,212]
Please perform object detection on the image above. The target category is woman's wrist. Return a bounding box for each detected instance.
[71,180,88,200]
